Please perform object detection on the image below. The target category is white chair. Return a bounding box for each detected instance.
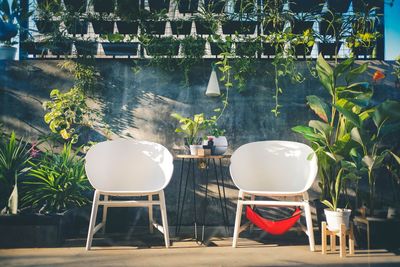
[230,140,318,251]
[84,139,173,250]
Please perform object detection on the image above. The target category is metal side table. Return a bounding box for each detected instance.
[174,154,231,244]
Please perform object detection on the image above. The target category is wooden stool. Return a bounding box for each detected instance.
[321,222,355,258]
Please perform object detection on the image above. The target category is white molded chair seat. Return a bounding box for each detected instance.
[84,139,173,250]
[230,140,318,251]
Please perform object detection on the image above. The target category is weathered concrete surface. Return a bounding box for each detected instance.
[0,236,400,267]
[1,60,399,227]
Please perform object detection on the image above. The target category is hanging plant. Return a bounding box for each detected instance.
[170,19,192,35]
[115,0,140,21]
[64,0,87,13]
[203,0,226,14]
[176,0,199,14]
[180,35,206,85]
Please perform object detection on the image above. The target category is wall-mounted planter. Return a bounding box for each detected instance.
[326,0,351,13]
[195,20,215,35]
[49,41,73,56]
[170,20,192,35]
[262,21,285,35]
[234,0,256,13]
[262,42,277,55]
[35,20,60,34]
[146,38,180,56]
[116,0,140,20]
[353,46,375,58]
[64,0,87,13]
[91,20,115,34]
[37,0,62,13]
[21,41,48,56]
[222,21,257,35]
[178,0,199,13]
[209,42,231,55]
[93,0,115,13]
[143,21,167,35]
[288,0,324,13]
[352,0,382,13]
[75,41,98,56]
[101,42,138,56]
[203,0,226,13]
[66,19,88,35]
[148,0,170,13]
[260,0,284,12]
[116,21,139,34]
[319,13,342,36]
[235,42,260,57]
[294,44,313,56]
[318,42,342,57]
[291,20,314,34]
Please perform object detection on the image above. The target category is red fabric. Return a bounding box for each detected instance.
[246,206,302,235]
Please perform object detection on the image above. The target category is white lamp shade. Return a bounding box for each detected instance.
[205,69,221,97]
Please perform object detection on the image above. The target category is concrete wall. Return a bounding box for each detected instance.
[1,59,399,227]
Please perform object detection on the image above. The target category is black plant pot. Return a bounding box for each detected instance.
[170,20,192,35]
[326,0,351,13]
[291,20,314,34]
[148,0,170,13]
[222,21,257,35]
[195,20,215,35]
[353,46,374,58]
[209,42,231,55]
[235,42,260,57]
[75,41,98,56]
[262,21,285,35]
[91,20,115,34]
[143,21,167,35]
[50,41,73,56]
[204,0,226,13]
[261,0,284,12]
[318,42,342,57]
[262,42,276,55]
[93,0,115,13]
[234,0,256,13]
[0,211,74,248]
[288,0,324,13]
[146,40,180,56]
[21,42,48,56]
[116,21,139,34]
[101,42,139,56]
[178,0,199,13]
[35,20,60,34]
[294,44,312,56]
[116,0,140,20]
[352,0,382,13]
[64,0,87,13]
[66,19,88,35]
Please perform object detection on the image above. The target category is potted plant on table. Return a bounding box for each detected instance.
[171,113,209,155]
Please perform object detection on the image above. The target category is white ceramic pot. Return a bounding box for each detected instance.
[203,136,228,155]
[189,145,202,156]
[324,208,352,230]
[0,46,17,60]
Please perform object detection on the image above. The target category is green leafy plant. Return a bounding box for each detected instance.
[21,143,91,214]
[171,113,210,145]
[392,56,400,87]
[43,87,88,143]
[0,132,31,214]
[180,35,206,85]
[293,54,374,211]
[59,59,98,93]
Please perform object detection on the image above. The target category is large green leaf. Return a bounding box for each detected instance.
[306,95,331,123]
[316,54,334,96]
[372,100,400,129]
[334,103,361,128]
[345,63,368,84]
[292,125,325,142]
[333,57,354,79]
[337,82,373,105]
[309,120,332,139]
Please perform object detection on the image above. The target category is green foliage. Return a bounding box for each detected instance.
[393,56,400,82]
[180,36,206,85]
[0,132,31,214]
[171,113,209,145]
[21,143,91,214]
[43,87,88,143]
[59,60,98,92]
[293,55,373,211]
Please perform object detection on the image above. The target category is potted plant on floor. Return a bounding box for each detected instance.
[293,55,375,230]
[171,113,210,155]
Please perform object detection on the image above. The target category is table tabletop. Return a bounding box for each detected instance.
[176,154,231,159]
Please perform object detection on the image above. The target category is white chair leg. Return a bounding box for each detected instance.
[159,190,170,248]
[101,195,108,234]
[86,190,100,251]
[232,190,244,248]
[249,194,255,233]
[148,194,154,234]
[304,200,315,252]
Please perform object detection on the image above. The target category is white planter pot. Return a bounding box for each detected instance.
[203,136,228,155]
[0,46,17,60]
[189,145,202,156]
[324,208,351,230]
